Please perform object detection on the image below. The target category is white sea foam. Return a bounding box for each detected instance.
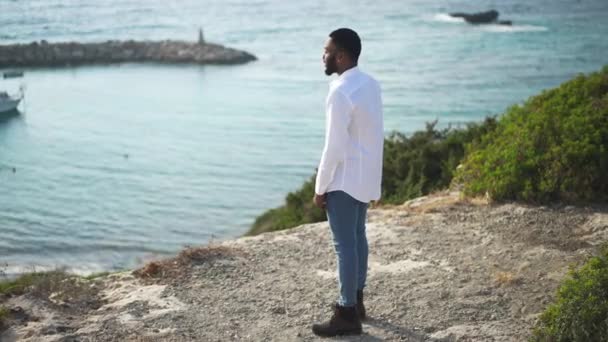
[481,24,548,33]
[433,13,466,24]
[432,13,548,33]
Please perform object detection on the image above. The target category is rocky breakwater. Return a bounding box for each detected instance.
[0,39,257,68]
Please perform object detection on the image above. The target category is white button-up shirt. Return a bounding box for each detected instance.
[315,66,384,203]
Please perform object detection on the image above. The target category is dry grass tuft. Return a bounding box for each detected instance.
[495,271,521,287]
[133,245,238,280]
[397,190,490,214]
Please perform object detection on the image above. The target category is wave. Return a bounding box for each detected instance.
[1,263,109,280]
[432,13,548,32]
[481,24,548,33]
[433,13,465,24]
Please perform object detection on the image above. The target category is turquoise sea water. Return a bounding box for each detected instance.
[1,0,606,276]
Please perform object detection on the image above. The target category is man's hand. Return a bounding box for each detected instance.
[313,193,326,210]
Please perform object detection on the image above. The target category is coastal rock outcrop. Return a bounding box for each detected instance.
[449,10,513,26]
[2,191,607,341]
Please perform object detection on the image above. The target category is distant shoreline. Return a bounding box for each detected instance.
[0,39,257,68]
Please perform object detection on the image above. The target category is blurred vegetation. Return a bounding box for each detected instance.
[455,66,608,202]
[531,244,608,341]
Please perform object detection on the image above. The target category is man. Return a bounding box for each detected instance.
[312,28,384,337]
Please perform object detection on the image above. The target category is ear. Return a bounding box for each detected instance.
[336,50,346,63]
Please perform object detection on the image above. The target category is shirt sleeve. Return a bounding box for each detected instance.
[315,90,352,195]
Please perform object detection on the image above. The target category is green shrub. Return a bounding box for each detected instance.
[0,306,8,330]
[247,118,496,235]
[455,67,608,202]
[531,245,608,341]
[246,174,326,235]
[0,269,74,297]
[381,118,496,203]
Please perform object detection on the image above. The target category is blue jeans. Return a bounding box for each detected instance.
[325,190,369,307]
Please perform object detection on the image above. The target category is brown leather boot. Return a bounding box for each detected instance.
[357,290,366,320]
[312,304,362,337]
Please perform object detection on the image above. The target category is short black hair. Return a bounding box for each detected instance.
[329,28,361,63]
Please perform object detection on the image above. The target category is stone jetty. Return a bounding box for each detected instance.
[0,39,257,68]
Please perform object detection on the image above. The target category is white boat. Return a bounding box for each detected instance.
[0,86,24,113]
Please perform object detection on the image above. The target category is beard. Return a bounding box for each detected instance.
[324,55,337,76]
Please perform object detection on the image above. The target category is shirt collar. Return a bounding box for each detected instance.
[338,66,359,80]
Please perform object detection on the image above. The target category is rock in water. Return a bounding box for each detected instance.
[449,10,500,24]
